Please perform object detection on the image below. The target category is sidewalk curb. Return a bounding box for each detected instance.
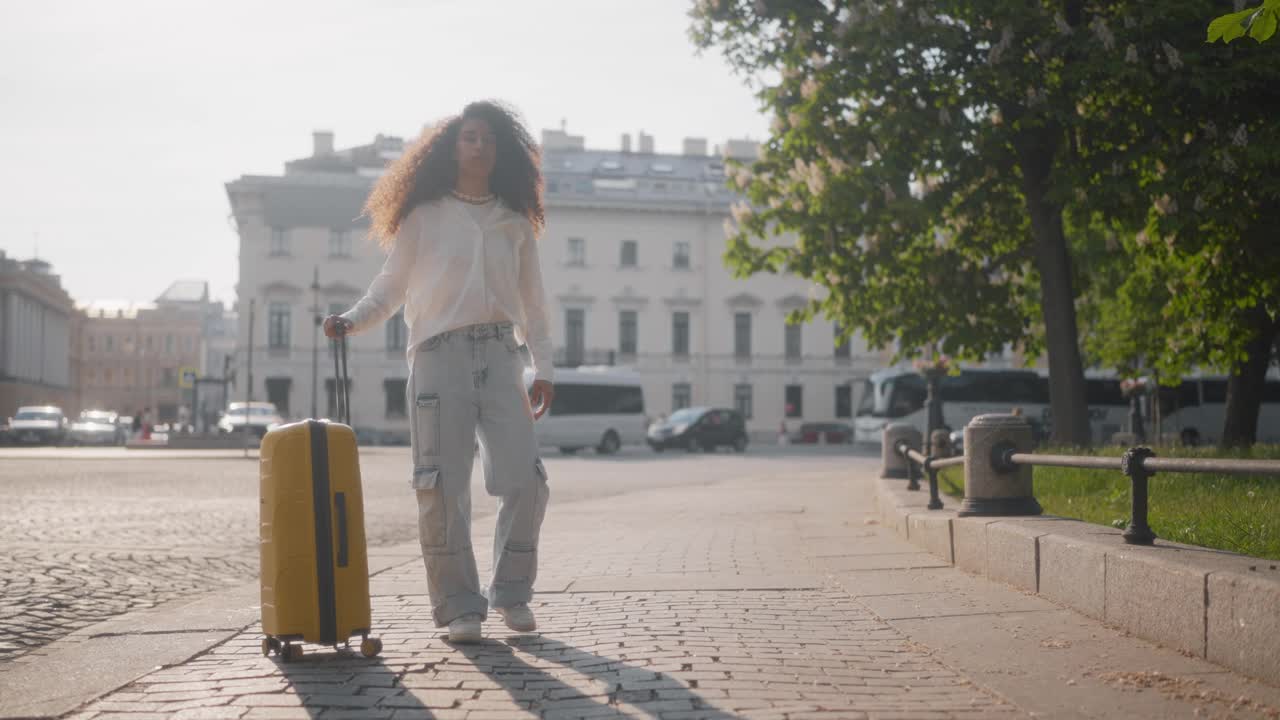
[0,542,422,720]
[875,475,1280,687]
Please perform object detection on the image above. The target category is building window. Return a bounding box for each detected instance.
[834,323,851,360]
[672,311,690,357]
[162,367,177,387]
[386,308,406,352]
[734,383,753,419]
[734,312,752,358]
[785,384,803,418]
[268,302,291,350]
[565,308,585,366]
[184,336,194,353]
[673,382,692,410]
[88,336,96,352]
[105,368,114,385]
[105,335,114,352]
[836,384,853,419]
[329,228,352,257]
[620,240,638,267]
[270,227,290,256]
[146,335,154,352]
[266,377,292,418]
[567,237,586,266]
[785,323,802,361]
[384,378,407,418]
[619,310,637,356]
[123,368,133,387]
[165,334,174,354]
[673,241,691,269]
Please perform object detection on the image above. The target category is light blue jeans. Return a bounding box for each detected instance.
[408,322,549,627]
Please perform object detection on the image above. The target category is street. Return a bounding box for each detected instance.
[0,443,870,666]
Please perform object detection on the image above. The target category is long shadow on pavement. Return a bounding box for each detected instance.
[275,648,435,719]
[447,634,742,719]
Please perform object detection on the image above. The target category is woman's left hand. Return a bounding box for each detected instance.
[530,380,554,420]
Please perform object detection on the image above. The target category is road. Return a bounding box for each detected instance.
[0,443,870,666]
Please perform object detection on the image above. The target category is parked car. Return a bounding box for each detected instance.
[791,422,854,444]
[9,406,69,445]
[216,402,284,438]
[68,410,127,445]
[647,407,748,453]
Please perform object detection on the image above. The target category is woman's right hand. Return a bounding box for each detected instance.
[323,315,353,339]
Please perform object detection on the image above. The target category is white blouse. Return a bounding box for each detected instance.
[341,197,555,382]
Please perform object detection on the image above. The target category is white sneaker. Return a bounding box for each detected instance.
[447,613,483,643]
[497,603,537,632]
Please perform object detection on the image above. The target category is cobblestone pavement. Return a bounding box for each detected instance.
[0,446,867,667]
[67,465,1027,719]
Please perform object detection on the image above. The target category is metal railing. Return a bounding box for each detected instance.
[895,441,964,511]
[891,429,1280,546]
[996,448,1280,545]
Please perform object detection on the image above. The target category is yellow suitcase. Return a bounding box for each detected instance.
[259,336,380,662]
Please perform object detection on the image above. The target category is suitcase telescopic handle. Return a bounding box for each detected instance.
[331,333,351,426]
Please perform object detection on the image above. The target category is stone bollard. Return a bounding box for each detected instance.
[957,414,1043,516]
[881,423,922,480]
[930,429,951,458]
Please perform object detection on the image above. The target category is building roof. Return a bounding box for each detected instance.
[78,300,155,319]
[227,128,750,219]
[156,280,209,305]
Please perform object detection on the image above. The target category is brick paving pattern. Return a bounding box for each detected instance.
[65,467,1026,719]
[70,591,1016,719]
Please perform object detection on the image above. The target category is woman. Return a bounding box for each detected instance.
[324,101,555,644]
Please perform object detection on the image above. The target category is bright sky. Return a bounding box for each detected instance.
[0,0,769,309]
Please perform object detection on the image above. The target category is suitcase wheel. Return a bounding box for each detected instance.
[281,643,304,663]
[360,637,383,658]
[261,636,283,657]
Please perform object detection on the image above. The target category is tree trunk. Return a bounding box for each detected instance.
[1221,305,1278,448]
[1015,130,1092,447]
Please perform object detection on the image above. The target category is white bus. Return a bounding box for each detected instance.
[524,366,647,455]
[1156,375,1280,446]
[855,366,1280,446]
[853,367,1130,446]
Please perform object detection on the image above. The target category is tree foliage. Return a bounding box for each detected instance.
[691,0,1278,445]
[1208,0,1280,43]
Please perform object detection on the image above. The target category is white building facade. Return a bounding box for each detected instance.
[226,129,889,443]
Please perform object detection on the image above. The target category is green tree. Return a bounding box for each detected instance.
[1079,4,1280,446]
[691,0,1157,445]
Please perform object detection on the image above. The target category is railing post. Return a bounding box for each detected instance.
[957,414,1043,517]
[881,423,921,482]
[925,459,944,510]
[1121,446,1157,545]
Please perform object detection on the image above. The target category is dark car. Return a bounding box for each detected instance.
[647,407,748,453]
[791,422,854,444]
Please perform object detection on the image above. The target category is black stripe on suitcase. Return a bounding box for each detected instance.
[308,420,338,645]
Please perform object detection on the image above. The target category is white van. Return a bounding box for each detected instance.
[525,366,647,455]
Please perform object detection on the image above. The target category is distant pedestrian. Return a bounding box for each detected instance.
[324,101,554,645]
[131,412,142,439]
[141,407,153,440]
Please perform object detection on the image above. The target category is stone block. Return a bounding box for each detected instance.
[1105,548,1207,658]
[951,517,991,577]
[1038,533,1107,620]
[906,512,955,564]
[1207,568,1280,685]
[983,520,1044,592]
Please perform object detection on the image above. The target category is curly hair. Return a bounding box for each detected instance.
[364,100,544,249]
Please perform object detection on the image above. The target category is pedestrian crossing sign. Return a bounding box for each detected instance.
[179,366,198,389]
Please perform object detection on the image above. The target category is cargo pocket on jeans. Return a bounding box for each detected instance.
[413,467,447,550]
[413,393,441,464]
